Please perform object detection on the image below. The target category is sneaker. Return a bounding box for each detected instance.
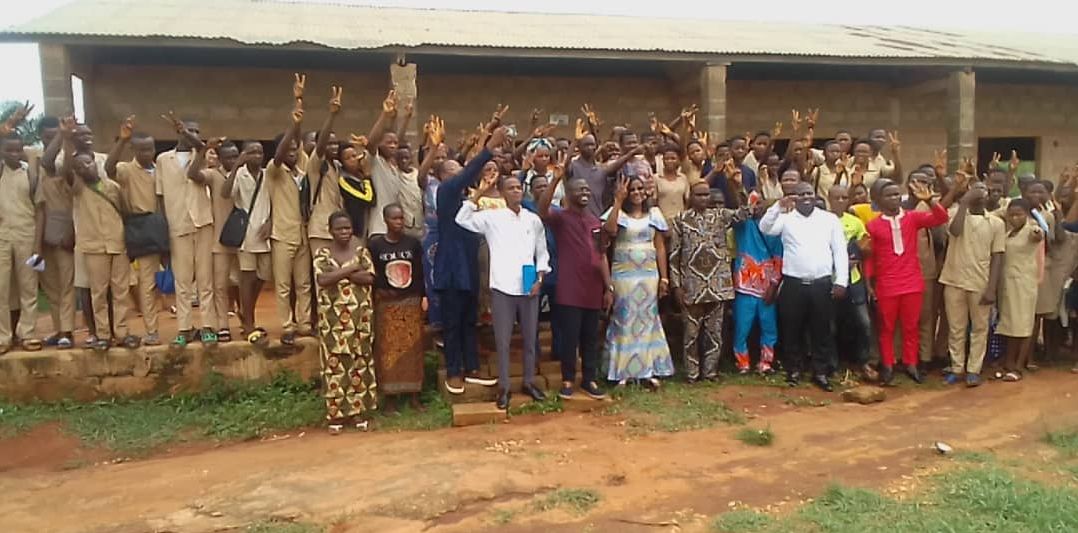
[944,372,962,385]
[738,367,751,375]
[444,376,465,395]
[581,381,606,400]
[464,371,497,387]
[143,332,161,346]
[171,331,190,348]
[966,373,983,388]
[558,384,574,400]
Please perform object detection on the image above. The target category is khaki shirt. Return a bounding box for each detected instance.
[863,153,895,188]
[156,150,213,237]
[233,165,271,253]
[0,162,41,243]
[913,201,941,280]
[812,164,846,206]
[266,159,305,245]
[307,151,342,240]
[367,154,403,236]
[398,167,424,238]
[207,167,237,254]
[73,178,125,254]
[115,160,157,215]
[939,208,1006,293]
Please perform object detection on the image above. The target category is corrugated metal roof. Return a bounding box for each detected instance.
[4,0,1078,67]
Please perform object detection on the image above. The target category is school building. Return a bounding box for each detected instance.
[5,0,1078,178]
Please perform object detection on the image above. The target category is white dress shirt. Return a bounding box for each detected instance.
[759,202,849,287]
[455,200,551,296]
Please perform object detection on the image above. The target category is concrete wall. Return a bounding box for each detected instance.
[82,63,1078,180]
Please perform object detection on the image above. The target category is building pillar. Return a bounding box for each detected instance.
[945,69,976,175]
[390,61,419,140]
[699,63,728,145]
[39,43,74,118]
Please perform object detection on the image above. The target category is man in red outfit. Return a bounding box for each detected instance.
[866,172,962,385]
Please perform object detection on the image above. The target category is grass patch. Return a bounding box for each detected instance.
[953,450,995,464]
[1044,427,1078,456]
[607,381,744,433]
[246,520,324,533]
[510,395,563,416]
[711,509,772,532]
[778,394,831,408]
[490,508,517,525]
[735,426,774,447]
[713,465,1078,532]
[532,488,601,515]
[0,369,455,453]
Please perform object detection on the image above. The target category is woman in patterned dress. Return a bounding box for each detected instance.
[313,210,378,434]
[601,175,674,389]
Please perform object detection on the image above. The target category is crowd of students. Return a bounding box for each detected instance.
[2,73,1077,434]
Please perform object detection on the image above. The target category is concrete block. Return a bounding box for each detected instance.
[452,402,506,427]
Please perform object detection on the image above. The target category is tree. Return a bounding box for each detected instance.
[0,100,42,145]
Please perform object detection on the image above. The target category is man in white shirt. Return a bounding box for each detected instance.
[760,181,849,391]
[455,166,551,410]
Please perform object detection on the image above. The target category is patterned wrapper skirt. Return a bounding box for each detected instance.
[373,290,425,394]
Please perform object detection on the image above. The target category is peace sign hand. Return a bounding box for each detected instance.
[382,89,398,114]
[328,86,343,114]
[614,175,630,203]
[292,73,306,101]
[119,115,136,141]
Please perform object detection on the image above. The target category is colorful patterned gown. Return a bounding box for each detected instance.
[313,245,378,421]
[602,207,675,381]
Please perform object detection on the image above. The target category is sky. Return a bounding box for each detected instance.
[3,0,1078,110]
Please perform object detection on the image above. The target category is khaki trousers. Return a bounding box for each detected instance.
[212,252,235,331]
[918,280,948,362]
[943,285,992,375]
[0,239,38,344]
[84,252,130,339]
[41,245,75,333]
[271,234,312,334]
[171,225,217,331]
[133,254,161,334]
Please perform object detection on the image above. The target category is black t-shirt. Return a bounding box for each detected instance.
[367,234,424,296]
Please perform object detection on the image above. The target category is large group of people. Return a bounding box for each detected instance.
[3,72,1077,435]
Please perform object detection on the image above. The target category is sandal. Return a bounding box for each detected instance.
[1003,371,1023,382]
[171,330,191,348]
[354,419,371,432]
[83,335,99,349]
[993,371,1005,380]
[217,329,232,343]
[328,424,344,436]
[20,339,43,352]
[92,338,110,353]
[122,335,141,350]
[247,327,270,347]
[200,329,218,345]
[643,377,662,391]
[281,332,296,346]
[56,336,73,350]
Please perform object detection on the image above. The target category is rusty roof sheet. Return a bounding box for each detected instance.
[5,0,1077,66]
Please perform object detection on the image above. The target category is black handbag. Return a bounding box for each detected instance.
[124,212,170,260]
[219,172,263,248]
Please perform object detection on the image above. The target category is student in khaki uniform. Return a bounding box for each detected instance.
[230,141,272,339]
[189,138,242,342]
[62,122,138,352]
[0,133,43,354]
[307,86,344,256]
[268,75,314,345]
[866,128,903,185]
[811,140,848,206]
[938,181,1005,387]
[41,116,111,346]
[157,115,218,347]
[105,116,163,345]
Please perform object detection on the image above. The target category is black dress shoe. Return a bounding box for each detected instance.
[906,366,924,384]
[522,382,547,402]
[812,374,833,392]
[496,388,511,410]
[786,371,801,387]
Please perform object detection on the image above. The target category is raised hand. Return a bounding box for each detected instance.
[1009,149,1021,174]
[805,108,820,129]
[723,158,742,186]
[961,156,976,177]
[478,164,498,191]
[771,121,783,139]
[657,120,674,137]
[486,125,509,150]
[533,122,557,139]
[887,130,901,155]
[328,85,343,114]
[118,115,136,141]
[911,181,933,202]
[491,104,510,127]
[382,89,399,115]
[291,103,304,125]
[838,152,852,172]
[934,148,948,176]
[954,168,971,193]
[648,113,660,133]
[990,151,1002,170]
[160,110,185,134]
[530,108,542,129]
[614,175,629,203]
[5,101,34,128]
[581,103,602,130]
[778,195,795,212]
[349,133,370,149]
[574,118,587,141]
[553,151,568,180]
[850,164,865,187]
[60,115,77,138]
[426,115,445,147]
[293,73,306,101]
[206,136,227,152]
[790,109,802,132]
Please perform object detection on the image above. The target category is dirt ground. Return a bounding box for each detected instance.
[0,371,1075,533]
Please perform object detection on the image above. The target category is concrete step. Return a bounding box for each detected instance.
[451,402,507,426]
[437,369,551,403]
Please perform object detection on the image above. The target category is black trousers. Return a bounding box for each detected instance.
[437,289,479,378]
[778,277,836,377]
[555,304,600,384]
